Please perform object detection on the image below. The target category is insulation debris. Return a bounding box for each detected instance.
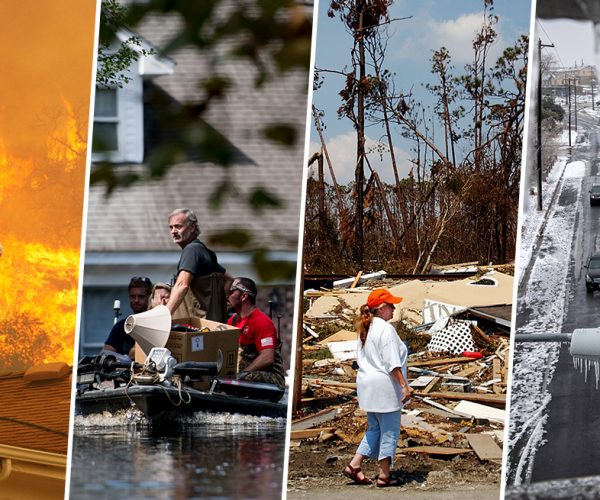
[294,268,513,481]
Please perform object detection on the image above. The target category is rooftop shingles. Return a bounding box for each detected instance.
[0,370,71,455]
[468,304,512,323]
[86,11,309,254]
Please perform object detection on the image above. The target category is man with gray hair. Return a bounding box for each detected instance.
[166,208,230,322]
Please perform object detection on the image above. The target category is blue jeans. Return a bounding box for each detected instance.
[356,411,401,465]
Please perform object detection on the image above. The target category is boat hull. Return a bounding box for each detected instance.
[76,384,287,420]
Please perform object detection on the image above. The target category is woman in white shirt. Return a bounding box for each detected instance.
[342,289,411,487]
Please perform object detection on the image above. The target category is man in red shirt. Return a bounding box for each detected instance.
[227,277,285,389]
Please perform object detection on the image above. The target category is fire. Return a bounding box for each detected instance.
[0,236,80,369]
[0,97,87,371]
[0,139,33,205]
[46,96,88,167]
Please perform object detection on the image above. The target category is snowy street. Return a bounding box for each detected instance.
[507,107,600,494]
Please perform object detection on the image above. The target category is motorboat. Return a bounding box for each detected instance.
[75,348,287,421]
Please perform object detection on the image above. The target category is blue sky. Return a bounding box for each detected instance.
[308,0,533,184]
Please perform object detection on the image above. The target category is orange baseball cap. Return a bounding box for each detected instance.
[367,289,403,309]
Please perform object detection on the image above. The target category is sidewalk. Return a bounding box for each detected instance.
[287,486,500,500]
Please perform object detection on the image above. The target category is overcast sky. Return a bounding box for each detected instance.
[535,18,595,69]
[308,0,532,184]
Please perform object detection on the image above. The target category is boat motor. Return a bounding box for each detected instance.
[76,352,135,391]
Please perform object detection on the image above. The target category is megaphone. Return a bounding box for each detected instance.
[124,305,172,356]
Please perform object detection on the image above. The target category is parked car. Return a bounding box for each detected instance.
[590,185,600,206]
[584,253,600,293]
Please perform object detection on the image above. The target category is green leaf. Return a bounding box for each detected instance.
[252,249,296,282]
[247,188,282,211]
[208,180,236,210]
[263,124,297,146]
[208,229,252,249]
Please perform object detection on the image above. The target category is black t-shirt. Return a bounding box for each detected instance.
[104,318,134,355]
[177,239,225,277]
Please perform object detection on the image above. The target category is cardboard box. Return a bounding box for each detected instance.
[135,317,239,380]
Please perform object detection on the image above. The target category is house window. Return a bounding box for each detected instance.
[93,88,119,153]
[90,73,144,163]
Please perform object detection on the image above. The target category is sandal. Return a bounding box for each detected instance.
[376,475,401,488]
[342,464,372,485]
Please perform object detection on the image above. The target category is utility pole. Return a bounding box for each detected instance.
[592,79,596,110]
[567,78,571,147]
[574,78,578,130]
[537,39,554,211]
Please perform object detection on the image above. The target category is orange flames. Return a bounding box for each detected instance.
[47,96,88,166]
[0,139,33,205]
[0,237,80,367]
[0,97,87,371]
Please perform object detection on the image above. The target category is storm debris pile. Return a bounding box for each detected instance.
[290,269,512,488]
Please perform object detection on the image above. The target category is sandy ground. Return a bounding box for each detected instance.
[286,430,502,499]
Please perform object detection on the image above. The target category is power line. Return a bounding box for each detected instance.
[537,20,565,68]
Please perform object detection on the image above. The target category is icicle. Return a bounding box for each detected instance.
[572,354,600,389]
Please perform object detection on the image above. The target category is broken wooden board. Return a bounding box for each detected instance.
[454,363,483,378]
[466,434,503,462]
[417,397,460,416]
[300,396,347,408]
[326,340,357,361]
[317,329,356,345]
[453,400,505,424]
[290,427,337,440]
[292,407,338,431]
[335,429,365,445]
[303,345,326,351]
[492,357,503,394]
[410,375,437,389]
[319,385,355,396]
[303,377,357,389]
[409,367,469,382]
[303,324,320,338]
[415,391,505,407]
[304,291,340,297]
[334,270,386,288]
[422,376,441,394]
[408,356,476,368]
[440,380,471,392]
[403,446,472,456]
[350,271,363,289]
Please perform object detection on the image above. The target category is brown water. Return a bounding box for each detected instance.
[68,411,286,499]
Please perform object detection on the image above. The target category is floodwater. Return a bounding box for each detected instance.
[68,411,287,500]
